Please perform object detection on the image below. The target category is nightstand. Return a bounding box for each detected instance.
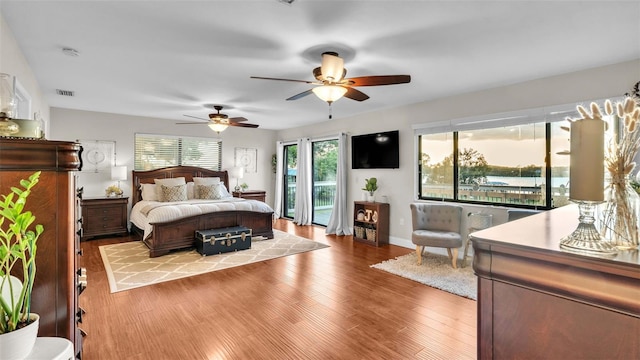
[232,190,266,202]
[81,197,129,240]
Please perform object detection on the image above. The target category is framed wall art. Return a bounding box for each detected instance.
[78,139,116,173]
[234,147,257,173]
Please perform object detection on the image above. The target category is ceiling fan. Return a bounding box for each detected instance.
[177,105,258,133]
[251,51,411,105]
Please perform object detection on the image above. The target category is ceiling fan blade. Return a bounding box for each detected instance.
[344,75,411,87]
[344,87,370,102]
[230,122,259,128]
[228,117,248,123]
[176,121,208,125]
[250,76,315,84]
[286,89,314,101]
[183,114,210,121]
[320,52,344,82]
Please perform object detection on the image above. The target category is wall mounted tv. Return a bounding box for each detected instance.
[351,130,400,169]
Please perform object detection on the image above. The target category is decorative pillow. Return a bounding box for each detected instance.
[160,184,188,202]
[196,184,223,200]
[140,183,158,201]
[154,177,186,201]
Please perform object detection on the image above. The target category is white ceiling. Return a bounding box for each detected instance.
[2,0,639,130]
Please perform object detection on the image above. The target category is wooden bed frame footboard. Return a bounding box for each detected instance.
[131,166,274,257]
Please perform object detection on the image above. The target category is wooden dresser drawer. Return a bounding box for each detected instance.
[81,197,129,240]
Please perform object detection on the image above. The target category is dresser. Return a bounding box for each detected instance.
[471,205,639,359]
[233,190,266,202]
[0,138,85,359]
[81,197,128,240]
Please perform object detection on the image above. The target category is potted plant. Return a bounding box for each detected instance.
[240,183,249,192]
[0,171,43,359]
[362,177,378,202]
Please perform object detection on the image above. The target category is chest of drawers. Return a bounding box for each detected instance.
[81,197,128,240]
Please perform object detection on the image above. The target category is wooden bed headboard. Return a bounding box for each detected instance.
[131,166,230,206]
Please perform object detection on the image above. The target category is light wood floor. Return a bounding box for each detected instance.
[79,219,477,359]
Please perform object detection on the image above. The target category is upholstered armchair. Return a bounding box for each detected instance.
[507,209,540,222]
[410,203,463,268]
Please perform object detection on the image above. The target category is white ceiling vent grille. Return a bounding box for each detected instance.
[56,89,75,96]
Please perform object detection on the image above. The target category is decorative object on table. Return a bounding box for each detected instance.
[107,165,127,197]
[240,183,249,192]
[356,209,365,221]
[105,185,123,197]
[78,139,115,173]
[0,72,19,137]
[234,147,257,173]
[0,172,43,359]
[362,177,378,202]
[599,96,640,249]
[230,166,244,192]
[559,101,618,255]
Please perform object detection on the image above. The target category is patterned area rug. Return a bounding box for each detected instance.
[100,230,329,293]
[370,252,477,300]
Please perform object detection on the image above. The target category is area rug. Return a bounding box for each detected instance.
[370,252,477,300]
[100,230,329,293]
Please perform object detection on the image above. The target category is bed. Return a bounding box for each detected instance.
[130,166,274,257]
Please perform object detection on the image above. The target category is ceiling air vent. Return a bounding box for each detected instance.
[56,89,75,97]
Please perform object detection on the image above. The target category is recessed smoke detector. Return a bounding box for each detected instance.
[62,47,80,57]
[277,0,295,4]
[56,89,75,97]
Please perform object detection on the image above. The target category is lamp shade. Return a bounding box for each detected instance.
[111,166,127,181]
[312,85,347,104]
[230,166,244,179]
[208,123,228,133]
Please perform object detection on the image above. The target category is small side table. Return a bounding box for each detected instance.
[463,212,493,267]
[81,196,129,240]
[25,337,74,360]
[232,190,266,202]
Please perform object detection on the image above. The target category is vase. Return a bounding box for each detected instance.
[367,192,375,202]
[600,175,640,250]
[0,313,39,360]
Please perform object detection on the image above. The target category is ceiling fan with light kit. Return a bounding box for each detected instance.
[177,105,258,133]
[251,51,411,117]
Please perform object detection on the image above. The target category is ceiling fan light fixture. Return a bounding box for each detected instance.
[312,85,347,104]
[208,122,228,133]
[320,52,344,82]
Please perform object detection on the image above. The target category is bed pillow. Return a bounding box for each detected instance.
[219,183,232,198]
[140,183,158,201]
[160,184,188,202]
[186,182,195,199]
[196,184,224,200]
[154,177,186,201]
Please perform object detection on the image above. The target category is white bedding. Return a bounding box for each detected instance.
[130,198,274,239]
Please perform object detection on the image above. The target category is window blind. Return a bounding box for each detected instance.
[134,133,222,170]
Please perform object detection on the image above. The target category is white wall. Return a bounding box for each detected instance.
[0,14,50,130]
[49,108,278,205]
[277,59,640,249]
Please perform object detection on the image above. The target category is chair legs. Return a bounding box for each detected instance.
[446,248,458,269]
[416,245,458,268]
[415,245,424,265]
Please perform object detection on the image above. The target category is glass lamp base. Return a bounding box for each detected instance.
[559,200,618,256]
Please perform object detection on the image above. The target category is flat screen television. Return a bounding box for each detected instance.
[351,130,400,169]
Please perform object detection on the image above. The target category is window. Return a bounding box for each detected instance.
[415,102,606,209]
[134,133,222,170]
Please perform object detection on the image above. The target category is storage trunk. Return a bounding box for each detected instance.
[195,226,252,256]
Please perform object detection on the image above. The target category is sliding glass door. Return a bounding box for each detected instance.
[283,144,297,219]
[312,139,338,226]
